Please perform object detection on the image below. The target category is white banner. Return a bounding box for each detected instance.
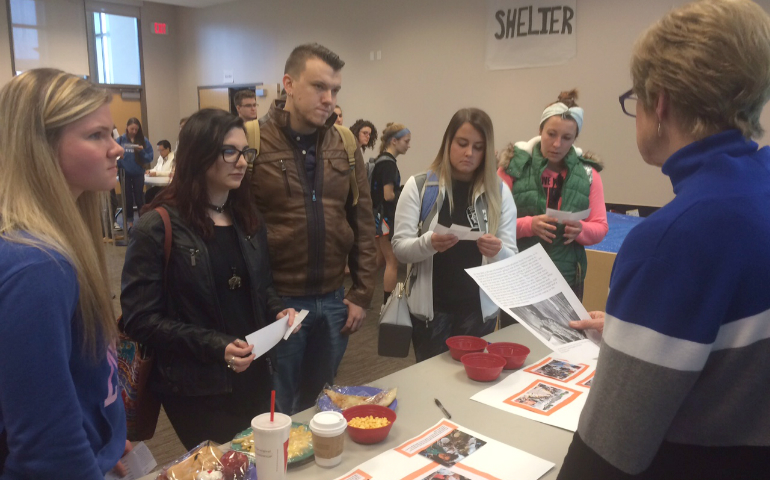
[486,0,577,70]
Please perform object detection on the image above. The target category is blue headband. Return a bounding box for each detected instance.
[394,128,410,139]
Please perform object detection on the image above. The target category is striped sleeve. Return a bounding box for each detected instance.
[562,254,718,476]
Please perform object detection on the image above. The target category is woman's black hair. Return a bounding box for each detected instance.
[125,117,145,144]
[146,108,259,238]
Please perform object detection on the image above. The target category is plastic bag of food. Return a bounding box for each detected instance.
[231,423,314,466]
[316,383,398,411]
[155,440,254,480]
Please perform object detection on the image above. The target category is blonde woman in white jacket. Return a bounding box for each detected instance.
[392,108,518,362]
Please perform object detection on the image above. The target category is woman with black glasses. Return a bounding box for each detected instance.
[120,108,296,448]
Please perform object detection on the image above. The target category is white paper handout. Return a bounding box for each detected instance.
[433,223,484,241]
[472,354,597,432]
[245,309,310,359]
[465,244,600,361]
[104,442,157,480]
[545,208,590,223]
[333,419,553,480]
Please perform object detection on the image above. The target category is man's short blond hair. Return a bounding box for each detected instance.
[631,0,770,139]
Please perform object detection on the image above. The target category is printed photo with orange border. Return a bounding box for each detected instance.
[576,371,595,388]
[524,357,589,383]
[395,420,458,457]
[504,380,582,416]
[402,463,502,480]
[338,469,373,480]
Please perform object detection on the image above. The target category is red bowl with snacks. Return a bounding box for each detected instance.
[342,404,397,444]
[461,352,506,381]
[487,342,531,370]
[446,335,488,361]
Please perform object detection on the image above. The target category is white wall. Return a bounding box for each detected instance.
[141,1,180,149]
[174,0,770,207]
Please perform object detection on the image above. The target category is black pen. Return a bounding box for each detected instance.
[434,398,451,419]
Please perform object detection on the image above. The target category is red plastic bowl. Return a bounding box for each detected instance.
[446,335,488,361]
[487,342,531,370]
[461,352,506,381]
[342,404,397,444]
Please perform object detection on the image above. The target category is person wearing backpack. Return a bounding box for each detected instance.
[371,122,410,307]
[249,44,377,414]
[392,108,517,362]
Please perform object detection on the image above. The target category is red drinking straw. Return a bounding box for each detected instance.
[270,390,275,422]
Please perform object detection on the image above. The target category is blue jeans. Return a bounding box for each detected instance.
[274,287,349,414]
[123,174,145,225]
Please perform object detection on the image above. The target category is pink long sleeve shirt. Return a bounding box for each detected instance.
[498,166,608,246]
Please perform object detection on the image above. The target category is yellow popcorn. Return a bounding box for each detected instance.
[348,416,391,429]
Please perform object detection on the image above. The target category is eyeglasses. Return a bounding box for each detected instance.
[221,145,257,164]
[619,89,637,118]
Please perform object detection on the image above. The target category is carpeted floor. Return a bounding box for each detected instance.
[106,242,413,467]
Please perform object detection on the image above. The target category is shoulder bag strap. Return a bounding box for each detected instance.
[154,207,173,293]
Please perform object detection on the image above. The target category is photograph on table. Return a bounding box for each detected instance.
[508,292,585,346]
[337,470,372,480]
[524,357,589,383]
[417,429,487,467]
[505,380,582,416]
[420,467,473,480]
[576,371,595,388]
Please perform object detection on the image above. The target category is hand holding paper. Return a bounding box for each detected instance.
[531,214,558,243]
[430,230,459,252]
[433,223,484,241]
[545,207,590,223]
[245,309,310,361]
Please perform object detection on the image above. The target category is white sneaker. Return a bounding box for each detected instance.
[113,222,122,231]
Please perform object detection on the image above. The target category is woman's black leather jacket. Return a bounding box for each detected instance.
[120,206,284,396]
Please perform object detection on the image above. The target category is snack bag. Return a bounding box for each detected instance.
[155,441,253,480]
[317,383,397,411]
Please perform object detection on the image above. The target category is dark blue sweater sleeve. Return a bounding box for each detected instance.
[0,255,106,479]
[140,138,154,165]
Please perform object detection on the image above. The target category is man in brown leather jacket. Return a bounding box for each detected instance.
[251,43,377,414]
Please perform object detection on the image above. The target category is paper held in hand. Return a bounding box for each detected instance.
[465,244,600,361]
[244,309,310,360]
[545,207,590,223]
[433,223,484,241]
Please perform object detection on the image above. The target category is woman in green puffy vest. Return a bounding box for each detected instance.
[498,90,608,301]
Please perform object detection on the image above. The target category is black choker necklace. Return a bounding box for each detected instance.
[207,202,226,213]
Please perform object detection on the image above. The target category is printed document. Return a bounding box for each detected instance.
[465,244,600,361]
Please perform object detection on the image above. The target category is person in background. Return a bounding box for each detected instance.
[392,108,517,362]
[558,1,770,478]
[117,117,153,228]
[498,90,607,301]
[251,43,377,414]
[145,139,175,203]
[371,122,410,308]
[120,109,297,449]
[350,119,378,153]
[0,68,130,478]
[234,89,258,123]
[149,139,174,177]
[334,104,343,125]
